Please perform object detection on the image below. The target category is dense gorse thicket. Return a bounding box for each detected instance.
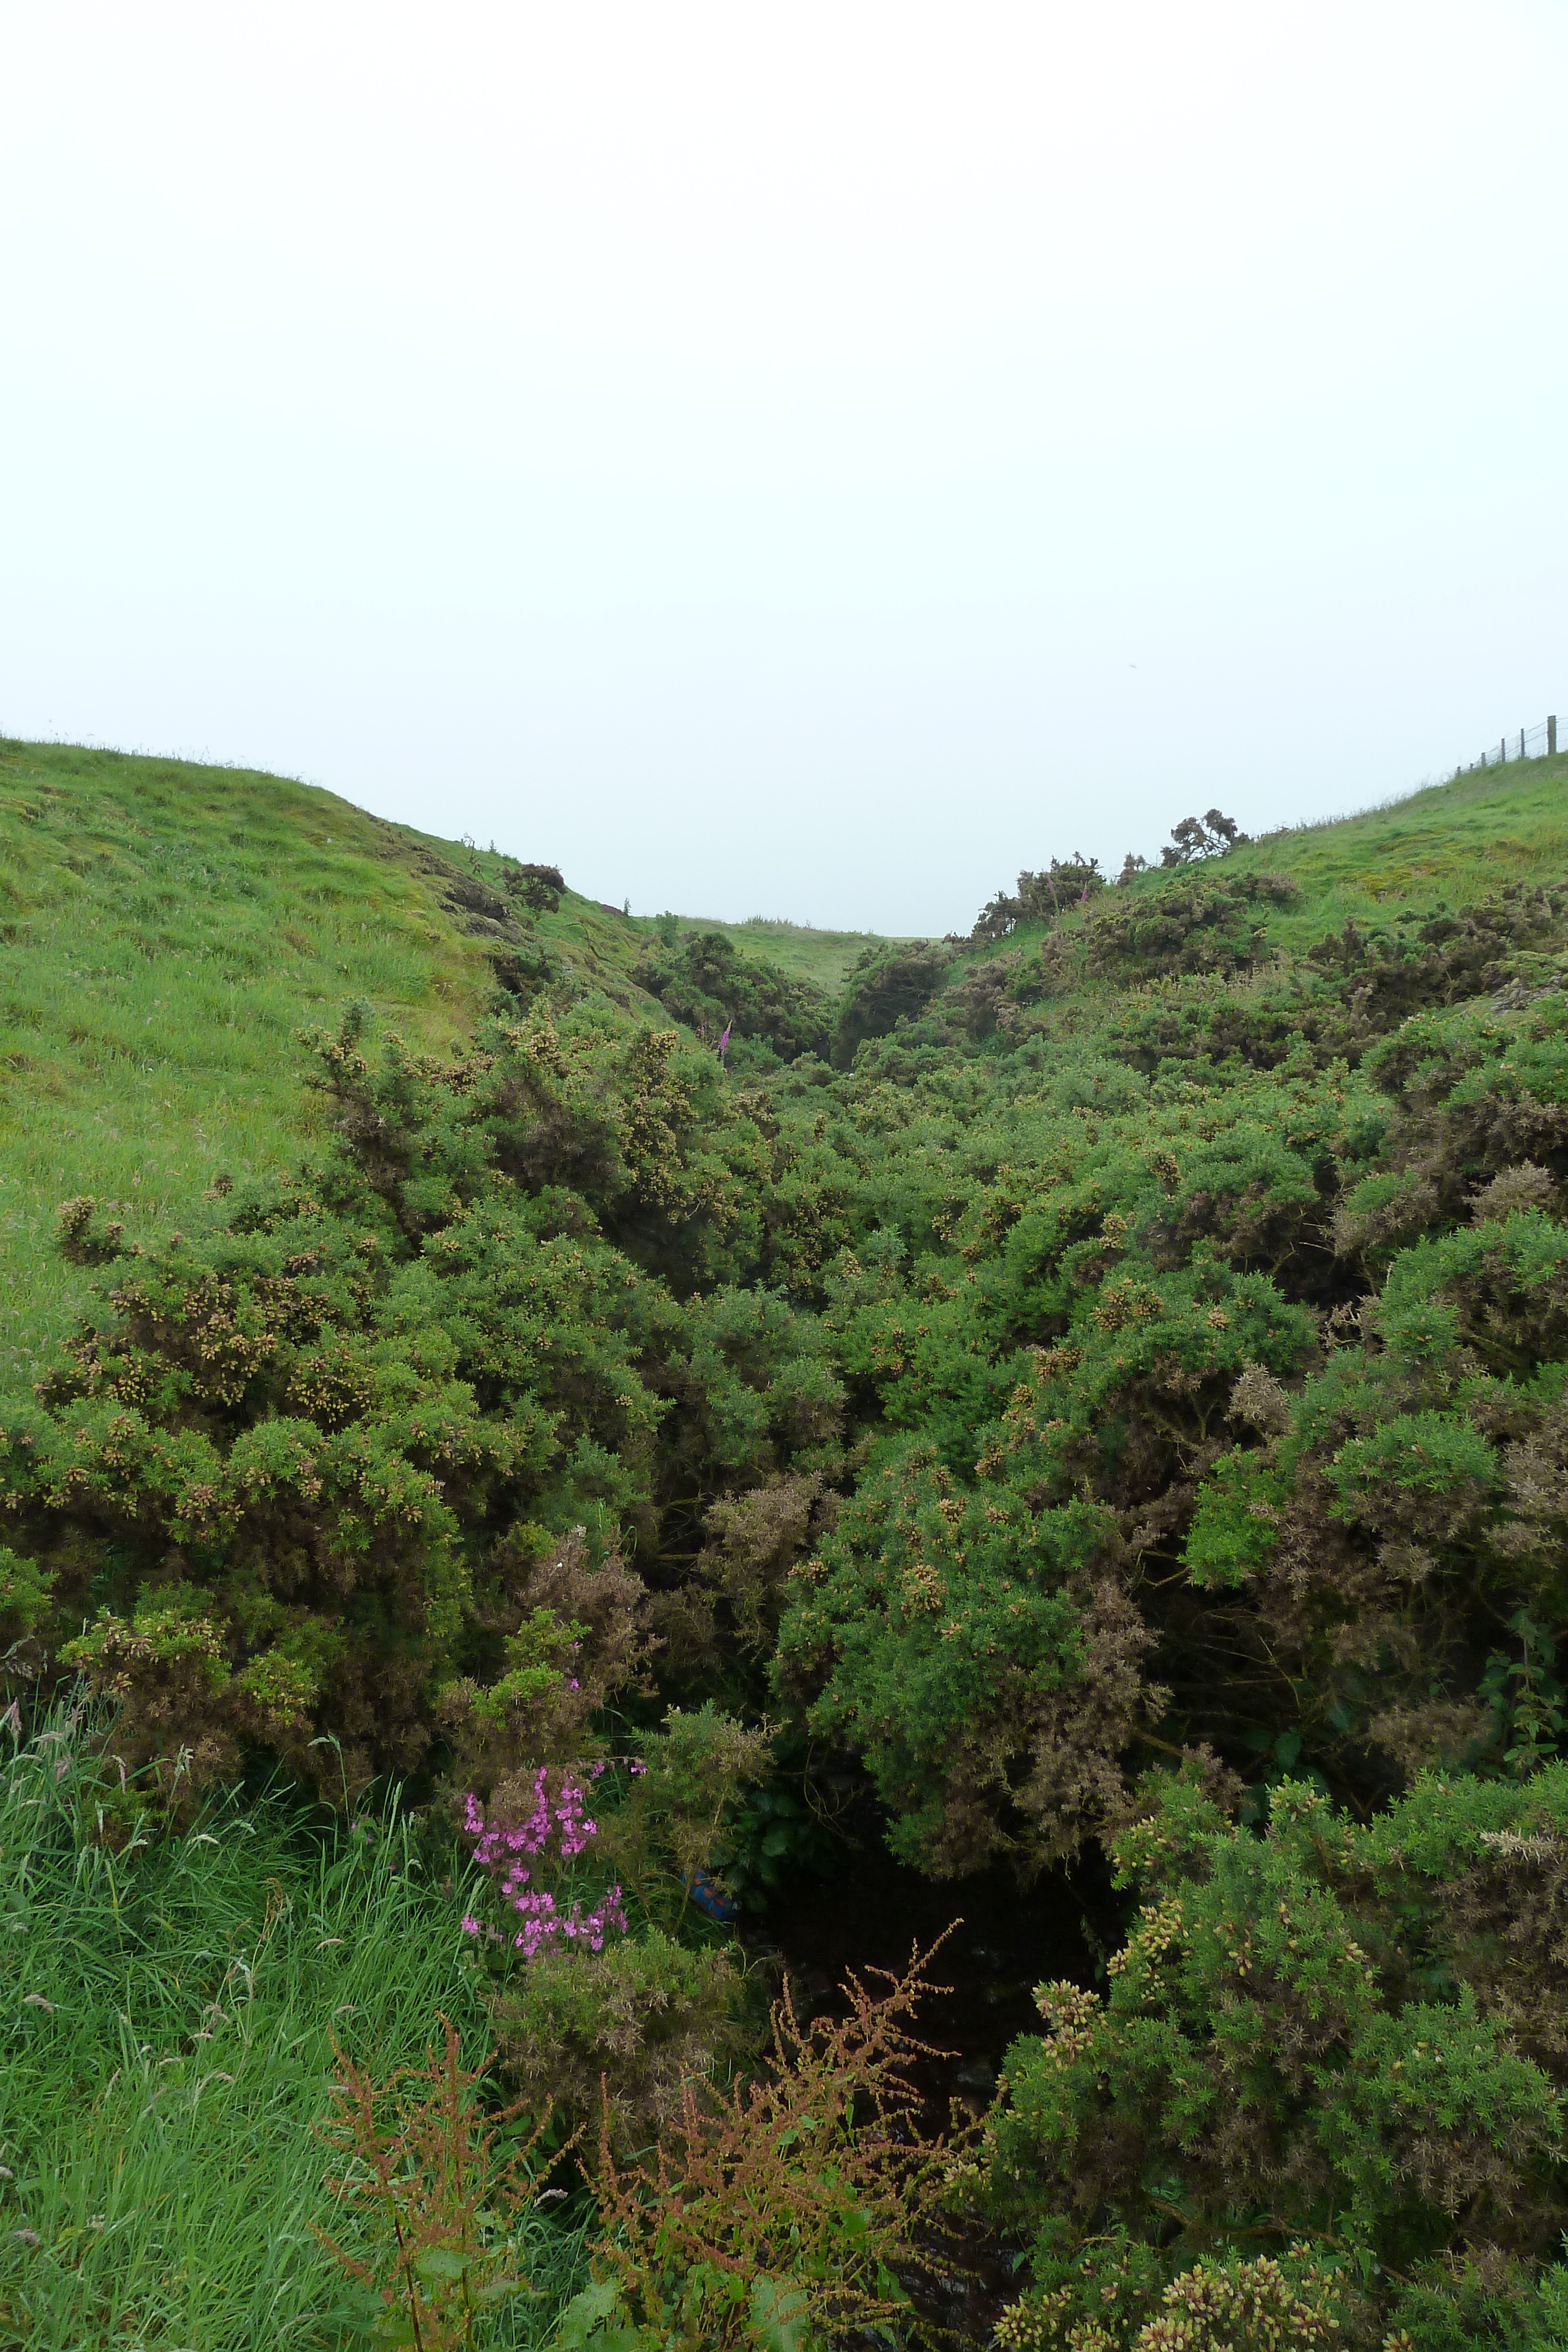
[10,846,1568,2345]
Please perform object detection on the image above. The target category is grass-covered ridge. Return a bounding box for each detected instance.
[1234,753,1568,920]
[0,738,911,1378]
[0,741,668,1379]
[981,752,1568,963]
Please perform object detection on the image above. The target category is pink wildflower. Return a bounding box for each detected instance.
[459,1783,627,1959]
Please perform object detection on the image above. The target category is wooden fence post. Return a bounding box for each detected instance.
[1550,715,1558,756]
[1521,729,1527,760]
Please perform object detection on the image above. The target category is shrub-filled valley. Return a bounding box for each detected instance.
[7,738,1568,2349]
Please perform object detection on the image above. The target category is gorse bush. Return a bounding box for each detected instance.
[1037,868,1297,992]
[961,857,1109,947]
[15,880,1568,1863]
[2,1004,844,1809]
[984,1764,1568,2348]
[831,940,954,1065]
[1158,807,1249,866]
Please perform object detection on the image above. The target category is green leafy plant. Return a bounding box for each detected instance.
[597,1703,774,1925]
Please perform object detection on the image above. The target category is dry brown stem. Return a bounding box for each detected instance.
[315,2012,564,2351]
[590,1927,975,2343]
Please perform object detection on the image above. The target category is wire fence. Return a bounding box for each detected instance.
[1453,714,1560,774]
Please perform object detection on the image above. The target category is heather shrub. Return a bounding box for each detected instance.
[432,1708,772,2160]
[457,1767,630,1960]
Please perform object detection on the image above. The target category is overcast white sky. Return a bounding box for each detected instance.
[4,2,1567,933]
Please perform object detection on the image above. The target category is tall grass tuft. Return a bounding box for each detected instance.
[0,1708,589,2348]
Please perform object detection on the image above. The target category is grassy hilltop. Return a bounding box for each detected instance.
[1235,754,1568,917]
[11,736,1568,2346]
[0,743,478,1376]
[955,752,1568,968]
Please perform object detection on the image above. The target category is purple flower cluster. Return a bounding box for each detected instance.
[460,1769,629,1958]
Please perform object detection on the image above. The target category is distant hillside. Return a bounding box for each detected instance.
[628,911,910,994]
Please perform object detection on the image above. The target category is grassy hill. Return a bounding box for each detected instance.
[1235,754,1568,924]
[950,753,1568,974]
[0,741,669,1379]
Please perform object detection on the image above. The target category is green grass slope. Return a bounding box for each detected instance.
[0,741,658,1381]
[940,743,1568,1002]
[0,1713,587,2347]
[952,752,1568,977]
[1226,751,1568,941]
